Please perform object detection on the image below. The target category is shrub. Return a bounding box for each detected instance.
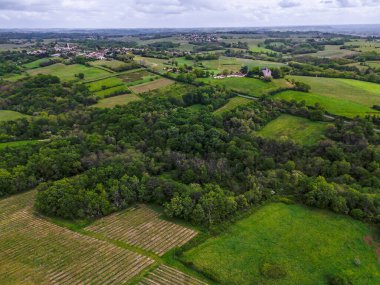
[328,274,353,285]
[260,262,287,279]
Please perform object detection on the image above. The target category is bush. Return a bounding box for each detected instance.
[328,274,353,285]
[260,262,287,279]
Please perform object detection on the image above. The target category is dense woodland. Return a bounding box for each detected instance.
[0,31,379,233]
[0,82,379,226]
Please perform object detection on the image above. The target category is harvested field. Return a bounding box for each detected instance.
[85,204,197,256]
[118,70,154,84]
[94,93,142,108]
[139,265,208,285]
[130,78,174,94]
[0,191,154,285]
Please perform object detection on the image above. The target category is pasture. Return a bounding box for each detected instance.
[94,85,130,98]
[85,77,125,92]
[0,110,29,122]
[274,90,377,118]
[257,114,328,146]
[90,60,132,72]
[134,56,169,71]
[0,191,154,285]
[236,58,285,69]
[85,204,198,256]
[182,203,380,285]
[129,78,175,94]
[346,39,380,52]
[23,57,63,69]
[26,63,111,82]
[214,97,252,115]
[289,76,380,108]
[307,45,357,58]
[201,77,290,97]
[367,61,380,69]
[278,76,380,117]
[94,93,142,108]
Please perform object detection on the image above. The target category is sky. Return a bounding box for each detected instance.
[0,0,379,29]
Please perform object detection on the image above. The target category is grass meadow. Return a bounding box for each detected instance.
[89,60,132,71]
[200,77,290,97]
[0,110,29,122]
[257,114,328,146]
[289,76,380,107]
[94,93,142,108]
[182,203,380,285]
[275,76,380,117]
[23,57,63,69]
[94,85,130,98]
[85,77,125,92]
[214,97,252,115]
[274,90,377,118]
[26,63,111,82]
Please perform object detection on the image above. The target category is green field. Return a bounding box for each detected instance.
[23,57,63,69]
[26,63,111,82]
[214,96,252,115]
[89,60,131,71]
[134,56,169,71]
[237,58,285,69]
[274,90,377,118]
[94,85,130,98]
[278,76,380,117]
[183,203,380,285]
[257,114,328,145]
[85,77,125,92]
[2,73,28,82]
[307,45,357,58]
[93,93,142,108]
[200,77,290,97]
[367,61,380,69]
[0,110,29,122]
[346,40,380,52]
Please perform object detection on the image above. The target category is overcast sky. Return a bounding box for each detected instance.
[0,0,379,29]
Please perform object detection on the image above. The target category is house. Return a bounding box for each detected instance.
[262,68,272,78]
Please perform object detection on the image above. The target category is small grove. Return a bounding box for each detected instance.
[0,82,379,227]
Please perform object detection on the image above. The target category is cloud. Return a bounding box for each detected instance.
[0,0,378,28]
[279,0,301,8]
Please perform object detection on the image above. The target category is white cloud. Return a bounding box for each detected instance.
[0,0,378,28]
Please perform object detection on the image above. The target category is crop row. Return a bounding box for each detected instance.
[139,265,208,285]
[0,193,154,285]
[86,205,197,255]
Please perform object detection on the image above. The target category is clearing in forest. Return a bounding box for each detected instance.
[94,93,142,108]
[182,203,380,285]
[85,204,197,256]
[0,110,29,122]
[213,97,252,115]
[257,114,329,146]
[0,191,154,285]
